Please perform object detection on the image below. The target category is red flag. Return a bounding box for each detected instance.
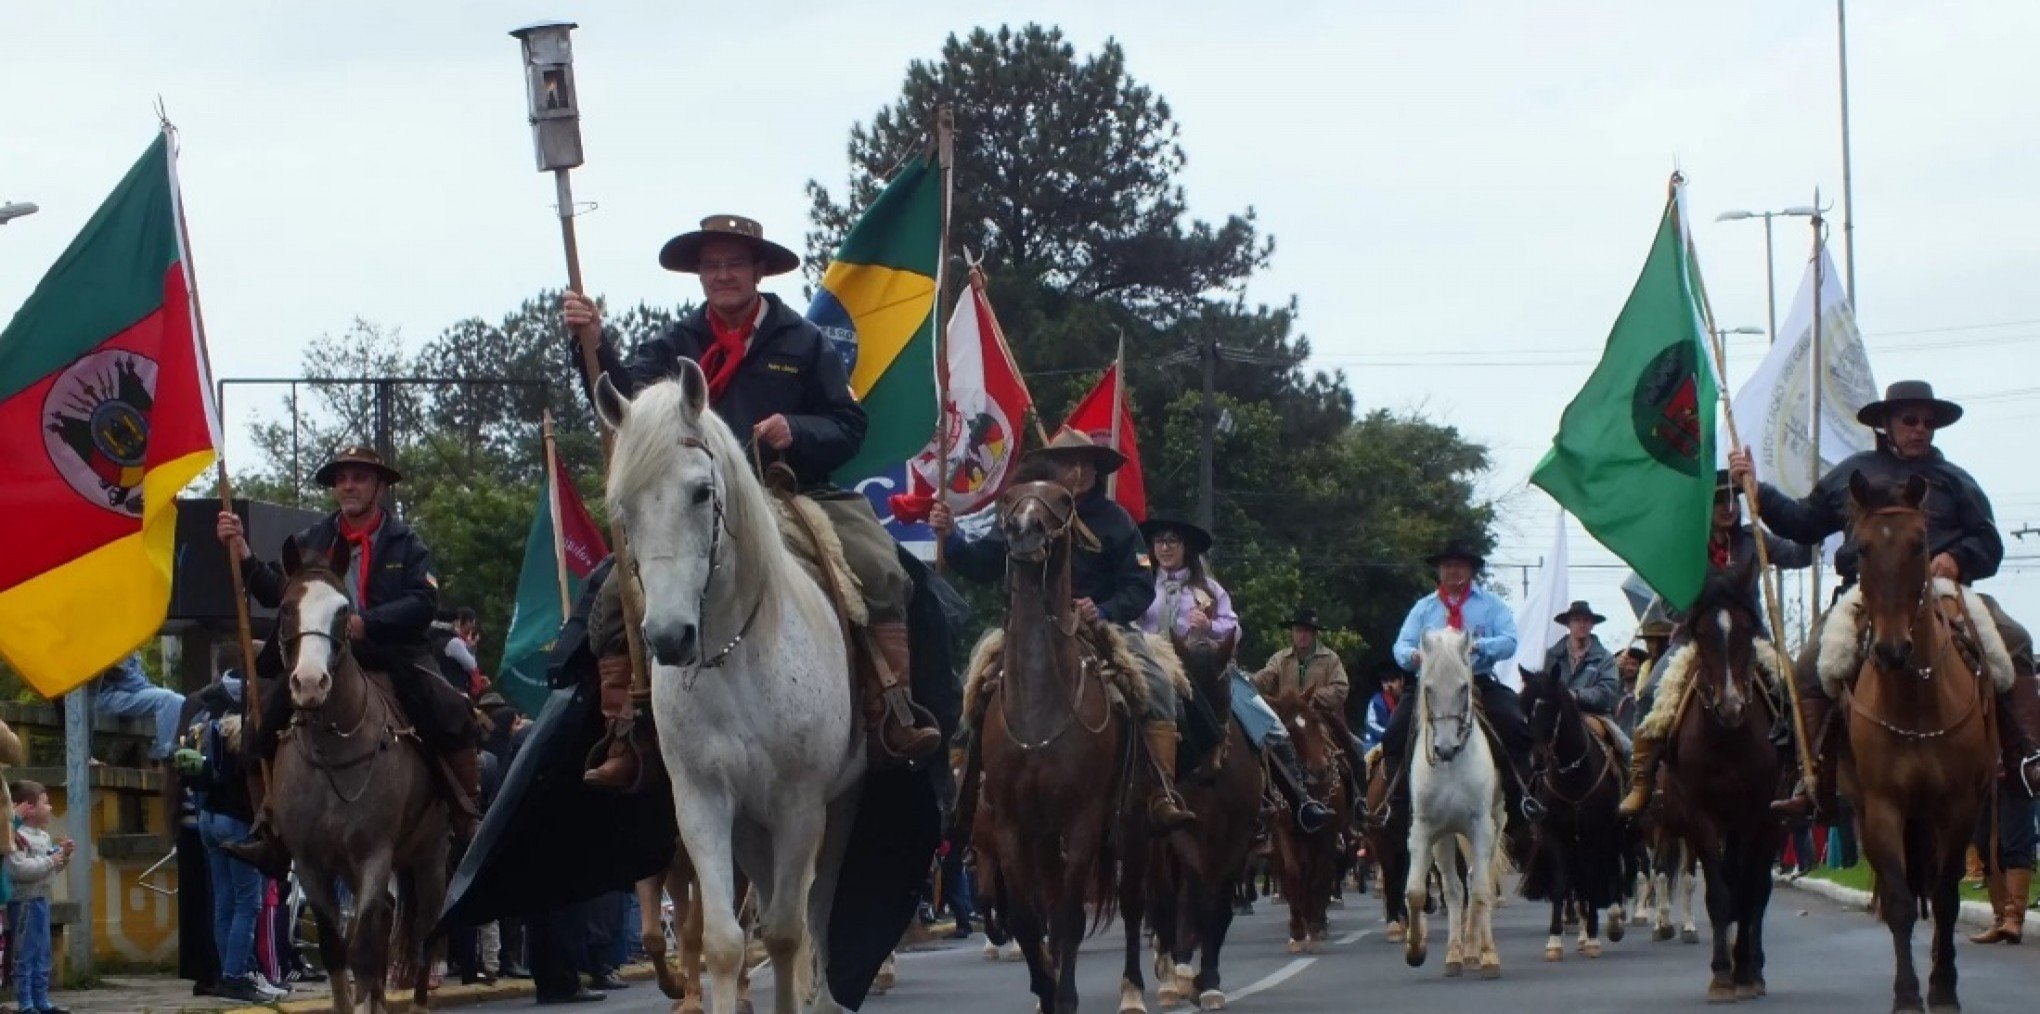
[1064,363,1146,522]
[551,451,608,578]
[891,273,1035,523]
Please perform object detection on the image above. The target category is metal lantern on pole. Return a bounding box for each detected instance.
[510,21,584,172]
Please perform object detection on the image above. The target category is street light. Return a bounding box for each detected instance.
[1715,206,1818,345]
[0,202,38,225]
[1710,325,1765,378]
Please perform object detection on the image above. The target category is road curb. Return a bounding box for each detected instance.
[1777,872,1997,930]
[219,961,658,1013]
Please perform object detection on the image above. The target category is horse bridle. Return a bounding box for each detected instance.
[1425,681,1475,764]
[992,480,1109,750]
[1853,503,1943,682]
[629,433,762,678]
[1531,690,1614,805]
[998,481,1079,563]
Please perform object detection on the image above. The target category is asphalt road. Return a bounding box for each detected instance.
[481,878,2040,1012]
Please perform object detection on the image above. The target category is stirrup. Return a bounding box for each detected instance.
[2018,752,2040,798]
[1517,795,1547,823]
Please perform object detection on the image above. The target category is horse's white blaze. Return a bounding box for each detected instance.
[290,581,347,693]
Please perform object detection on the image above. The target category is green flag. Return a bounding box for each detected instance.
[500,450,607,715]
[1532,184,1718,610]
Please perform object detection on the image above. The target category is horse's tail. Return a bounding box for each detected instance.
[1088,831,1123,936]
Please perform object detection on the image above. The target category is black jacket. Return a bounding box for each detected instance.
[593,295,866,490]
[241,510,439,647]
[1678,525,1814,637]
[942,487,1156,625]
[1757,445,2003,584]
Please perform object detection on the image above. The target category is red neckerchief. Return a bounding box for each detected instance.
[1709,531,1732,570]
[338,509,383,605]
[698,298,763,403]
[1437,584,1472,630]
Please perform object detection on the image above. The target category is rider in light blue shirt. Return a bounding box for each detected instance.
[1390,591,1518,677]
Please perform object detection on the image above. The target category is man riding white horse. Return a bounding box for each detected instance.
[1731,380,2040,821]
[1379,538,1538,824]
[933,429,1198,833]
[562,213,942,790]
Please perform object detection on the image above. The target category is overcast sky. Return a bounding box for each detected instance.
[8,1,2040,651]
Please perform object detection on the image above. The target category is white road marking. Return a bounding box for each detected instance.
[1229,957,1315,1002]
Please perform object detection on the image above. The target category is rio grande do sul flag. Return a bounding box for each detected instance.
[807,153,943,486]
[1531,181,1718,611]
[889,269,1035,523]
[0,131,221,695]
[499,448,608,716]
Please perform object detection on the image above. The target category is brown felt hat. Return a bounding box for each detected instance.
[314,445,402,487]
[658,214,800,276]
[1025,426,1126,476]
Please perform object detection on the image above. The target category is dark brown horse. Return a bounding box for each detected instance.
[1265,688,1351,954]
[1838,472,1996,1014]
[1657,572,1786,1002]
[1520,667,1629,963]
[1363,753,1414,944]
[1148,632,1264,1010]
[271,541,448,1014]
[976,479,1148,1013]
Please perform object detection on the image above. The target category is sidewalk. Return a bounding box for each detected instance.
[1779,870,1997,931]
[36,962,657,1014]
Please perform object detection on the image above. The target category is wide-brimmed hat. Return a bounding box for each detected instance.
[1555,600,1607,625]
[1283,607,1324,631]
[1714,468,1735,493]
[1140,516,1213,557]
[1856,379,1963,430]
[315,445,402,487]
[1624,640,1652,660]
[477,692,508,710]
[1423,537,1487,570]
[1636,618,1676,640]
[1025,426,1126,475]
[657,214,800,276]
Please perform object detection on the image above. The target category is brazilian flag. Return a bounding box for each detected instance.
[807,155,942,485]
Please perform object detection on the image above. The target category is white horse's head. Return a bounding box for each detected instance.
[1417,627,1476,761]
[596,361,782,669]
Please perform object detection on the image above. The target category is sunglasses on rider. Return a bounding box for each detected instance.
[1891,413,1935,429]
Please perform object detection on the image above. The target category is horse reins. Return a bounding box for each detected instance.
[1845,503,1988,741]
[1533,697,1616,808]
[659,433,764,683]
[278,586,411,805]
[993,481,1111,751]
[1423,681,1476,765]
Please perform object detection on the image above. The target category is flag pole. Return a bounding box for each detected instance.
[972,263,1052,448]
[1107,330,1126,501]
[542,411,573,619]
[933,105,955,571]
[1808,197,1827,614]
[1683,176,1817,788]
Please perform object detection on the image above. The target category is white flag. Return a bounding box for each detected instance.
[1730,247,1878,498]
[1497,512,1568,691]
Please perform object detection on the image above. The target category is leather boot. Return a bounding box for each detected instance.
[1265,737,1333,834]
[1996,675,2040,797]
[2005,868,2031,943]
[1145,721,1198,835]
[864,621,942,763]
[1973,871,2015,944]
[584,655,644,792]
[445,745,483,844]
[1772,689,1838,823]
[222,769,293,879]
[1617,730,1662,817]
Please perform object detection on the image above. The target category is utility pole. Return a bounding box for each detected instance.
[1197,333,1217,532]
[2013,524,2040,541]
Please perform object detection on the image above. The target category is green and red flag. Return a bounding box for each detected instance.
[1531,179,1719,610]
[0,130,221,696]
[807,153,943,485]
[499,447,608,716]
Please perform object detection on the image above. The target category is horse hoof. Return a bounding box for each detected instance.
[1480,961,1501,980]
[1287,939,1305,955]
[1157,985,1181,1007]
[1583,941,1602,959]
[1445,960,1463,977]
[1405,947,1427,968]
[1305,939,1324,955]
[1607,918,1626,943]
[1682,927,1700,945]
[1544,946,1562,963]
[1655,925,1676,942]
[1385,923,1406,943]
[873,972,894,994]
[1736,983,1762,1001]
[984,941,1001,962]
[1119,986,1149,1014]
[1198,990,1226,1011]
[1707,983,1738,1004]
[679,1002,704,1014]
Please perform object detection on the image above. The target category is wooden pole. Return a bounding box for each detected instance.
[972,264,1052,448]
[1808,200,1827,614]
[554,167,649,684]
[1106,331,1126,501]
[933,105,955,570]
[1684,178,1818,786]
[542,411,573,619]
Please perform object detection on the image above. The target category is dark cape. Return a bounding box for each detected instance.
[439,552,964,1011]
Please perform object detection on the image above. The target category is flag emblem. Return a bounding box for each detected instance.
[43,348,159,515]
[1631,343,1703,473]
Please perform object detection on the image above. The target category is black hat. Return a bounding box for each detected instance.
[658,214,801,276]
[1024,426,1127,475]
[1623,640,1652,660]
[1555,600,1608,625]
[1856,379,1963,430]
[1423,537,1487,570]
[1140,517,1213,557]
[1715,468,1734,493]
[314,445,402,487]
[1283,607,1324,631]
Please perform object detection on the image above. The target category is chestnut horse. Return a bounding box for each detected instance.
[1656,573,1785,1001]
[1265,688,1351,955]
[1837,472,1996,1014]
[976,479,1149,1014]
[1148,632,1264,1010]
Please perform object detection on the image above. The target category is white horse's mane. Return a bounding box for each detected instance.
[606,378,796,610]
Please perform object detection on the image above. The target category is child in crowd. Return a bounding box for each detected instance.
[7,781,73,1014]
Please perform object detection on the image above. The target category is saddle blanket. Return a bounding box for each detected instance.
[1816,578,2014,698]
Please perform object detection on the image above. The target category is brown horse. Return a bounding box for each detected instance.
[1148,632,1264,1010]
[976,479,1147,1014]
[1656,572,1786,1002]
[271,542,448,1014]
[1264,688,1350,954]
[636,845,754,1014]
[1363,754,1414,944]
[1838,472,1996,1014]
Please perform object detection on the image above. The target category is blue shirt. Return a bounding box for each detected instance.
[1391,587,1518,677]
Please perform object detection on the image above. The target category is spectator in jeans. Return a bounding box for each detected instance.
[175,671,281,1004]
[93,654,186,764]
[8,780,74,1014]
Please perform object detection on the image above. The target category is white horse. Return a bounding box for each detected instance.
[597,363,866,1014]
[1403,627,1505,979]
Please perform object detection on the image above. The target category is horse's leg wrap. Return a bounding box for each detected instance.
[862,621,943,764]
[585,654,649,793]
